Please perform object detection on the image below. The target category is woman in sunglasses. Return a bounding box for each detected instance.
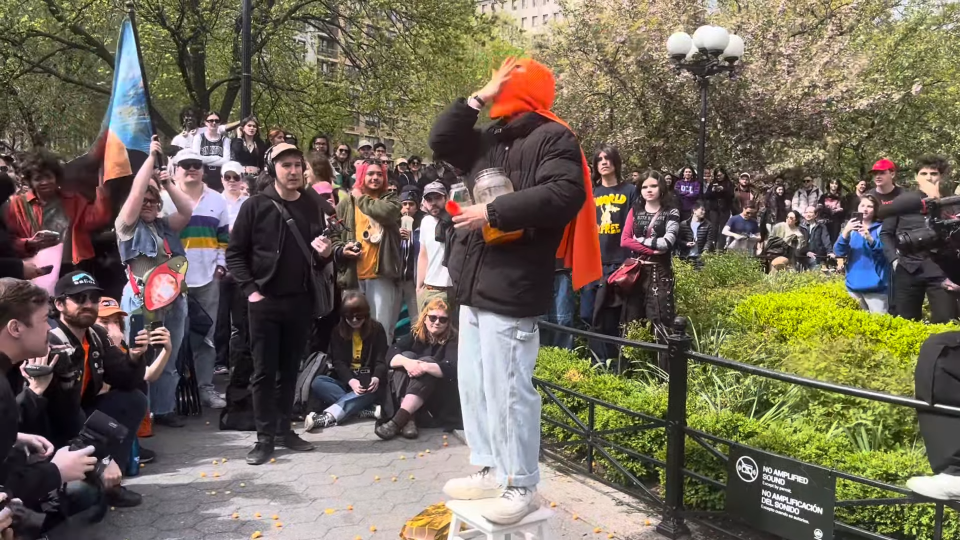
[375,298,459,440]
[191,111,232,191]
[230,116,267,175]
[115,138,195,427]
[304,292,387,432]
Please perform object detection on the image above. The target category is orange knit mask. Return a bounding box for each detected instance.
[489,59,557,120]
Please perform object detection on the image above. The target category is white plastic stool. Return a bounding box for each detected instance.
[446,499,554,540]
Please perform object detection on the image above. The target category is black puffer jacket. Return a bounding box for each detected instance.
[429,98,585,318]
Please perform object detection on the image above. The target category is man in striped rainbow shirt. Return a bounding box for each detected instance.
[174,149,231,409]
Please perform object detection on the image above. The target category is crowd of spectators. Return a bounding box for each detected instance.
[0,110,465,536]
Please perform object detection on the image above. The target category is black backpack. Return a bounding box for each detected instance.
[294,351,332,416]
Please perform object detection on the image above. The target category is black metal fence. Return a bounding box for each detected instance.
[536,319,960,540]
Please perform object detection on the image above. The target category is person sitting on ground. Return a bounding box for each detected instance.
[802,205,833,269]
[18,271,148,508]
[303,292,386,432]
[375,298,460,440]
[766,210,808,272]
[96,296,172,465]
[833,194,888,313]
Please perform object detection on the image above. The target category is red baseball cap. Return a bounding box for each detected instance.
[870,159,896,173]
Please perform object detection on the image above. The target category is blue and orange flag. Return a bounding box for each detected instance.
[97,18,153,182]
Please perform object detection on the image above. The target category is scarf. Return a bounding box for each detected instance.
[489,58,601,290]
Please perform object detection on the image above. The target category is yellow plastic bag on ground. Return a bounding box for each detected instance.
[401,503,459,540]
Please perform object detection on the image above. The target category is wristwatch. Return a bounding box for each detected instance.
[468,95,486,110]
[486,204,500,229]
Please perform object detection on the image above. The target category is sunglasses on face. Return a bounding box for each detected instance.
[206,118,220,124]
[427,315,449,324]
[224,174,241,182]
[410,161,421,166]
[346,314,368,323]
[179,161,203,170]
[142,198,160,207]
[337,148,349,154]
[68,292,102,305]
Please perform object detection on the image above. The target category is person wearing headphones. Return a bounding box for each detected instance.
[226,143,342,465]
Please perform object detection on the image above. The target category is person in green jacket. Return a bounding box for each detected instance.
[336,159,403,343]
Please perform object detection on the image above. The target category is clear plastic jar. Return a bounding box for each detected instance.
[472,168,522,245]
[473,168,514,205]
[448,182,474,207]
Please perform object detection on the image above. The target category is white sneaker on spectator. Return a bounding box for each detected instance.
[443,467,501,500]
[481,486,537,525]
[304,412,336,432]
[907,473,960,500]
[201,388,226,409]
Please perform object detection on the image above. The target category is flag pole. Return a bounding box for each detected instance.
[125,1,156,136]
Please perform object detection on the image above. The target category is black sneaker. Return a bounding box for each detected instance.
[276,432,315,452]
[105,486,143,508]
[154,413,186,428]
[246,442,275,465]
[139,447,156,464]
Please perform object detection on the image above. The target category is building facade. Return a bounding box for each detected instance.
[477,0,565,33]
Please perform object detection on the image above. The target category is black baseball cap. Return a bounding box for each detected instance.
[400,185,421,202]
[55,270,102,297]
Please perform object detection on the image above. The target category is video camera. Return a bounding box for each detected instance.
[67,411,129,483]
[0,492,47,540]
[879,193,960,253]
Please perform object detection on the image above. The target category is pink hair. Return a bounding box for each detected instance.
[353,161,387,195]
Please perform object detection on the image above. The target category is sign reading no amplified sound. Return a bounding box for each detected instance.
[726,445,836,540]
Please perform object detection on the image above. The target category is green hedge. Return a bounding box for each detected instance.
[537,253,960,539]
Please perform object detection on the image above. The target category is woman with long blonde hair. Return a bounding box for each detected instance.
[375,298,461,440]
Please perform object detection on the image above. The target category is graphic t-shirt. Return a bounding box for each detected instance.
[354,206,381,280]
[594,182,638,264]
[868,186,903,206]
[351,331,362,371]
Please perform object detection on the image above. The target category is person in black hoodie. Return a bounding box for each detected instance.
[225,143,339,465]
[429,58,591,525]
[304,292,386,432]
[704,167,734,249]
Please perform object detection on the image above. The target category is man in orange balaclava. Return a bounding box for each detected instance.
[429,57,601,525]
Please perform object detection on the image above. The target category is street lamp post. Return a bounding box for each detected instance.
[657,28,745,540]
[240,0,252,119]
[665,26,745,186]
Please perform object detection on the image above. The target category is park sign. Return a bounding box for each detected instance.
[726,445,836,540]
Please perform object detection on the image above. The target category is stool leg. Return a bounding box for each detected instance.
[447,515,462,540]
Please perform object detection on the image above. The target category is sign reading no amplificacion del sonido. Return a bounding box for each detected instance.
[726,445,836,540]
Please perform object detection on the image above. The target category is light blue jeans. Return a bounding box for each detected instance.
[458,306,541,488]
[188,280,219,392]
[311,375,377,423]
[359,278,401,344]
[848,290,888,314]
[121,283,187,416]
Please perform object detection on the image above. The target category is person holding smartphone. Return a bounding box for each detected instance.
[303,292,386,432]
[833,194,889,313]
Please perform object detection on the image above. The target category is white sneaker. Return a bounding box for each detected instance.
[443,467,502,500]
[201,389,226,409]
[481,486,537,525]
[906,473,960,500]
[304,412,336,433]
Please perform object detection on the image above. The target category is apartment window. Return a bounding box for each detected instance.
[317,36,337,58]
[511,0,517,9]
[481,4,486,13]
[532,0,536,6]
[295,39,307,62]
[521,0,526,7]
[521,17,527,28]
[543,14,548,24]
[365,115,381,129]
[531,16,537,26]
[490,2,496,12]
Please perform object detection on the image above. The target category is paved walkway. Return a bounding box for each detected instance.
[72,406,652,540]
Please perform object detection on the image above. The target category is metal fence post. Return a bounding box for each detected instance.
[656,317,692,539]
